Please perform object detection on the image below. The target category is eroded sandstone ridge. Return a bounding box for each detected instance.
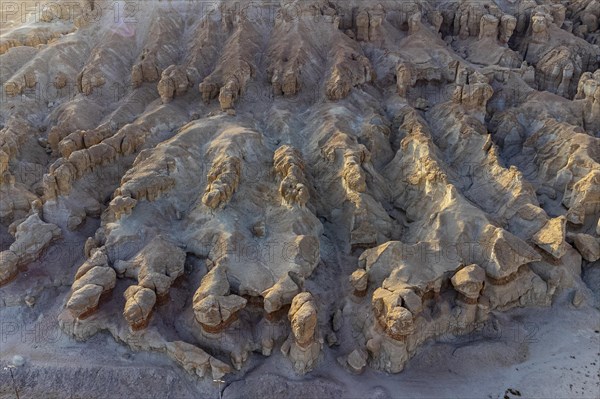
[1,0,599,379]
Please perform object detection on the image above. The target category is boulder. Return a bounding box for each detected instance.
[282,292,321,374]
[532,216,568,259]
[123,285,157,330]
[451,264,486,300]
[573,234,600,262]
[66,284,104,319]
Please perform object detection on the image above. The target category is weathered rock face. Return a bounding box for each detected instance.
[282,292,321,374]
[123,285,156,330]
[451,264,486,302]
[157,65,194,104]
[274,145,310,206]
[1,0,599,382]
[573,234,600,262]
[201,155,241,209]
[114,236,186,298]
[67,248,116,319]
[0,212,61,285]
[191,265,248,333]
[533,216,569,259]
[166,341,231,379]
[576,71,600,133]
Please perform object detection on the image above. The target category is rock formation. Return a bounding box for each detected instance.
[0,0,598,383]
[0,209,61,285]
[281,292,322,374]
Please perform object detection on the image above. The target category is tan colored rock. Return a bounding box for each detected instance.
[287,235,320,276]
[202,155,241,209]
[274,146,310,206]
[0,251,19,286]
[350,269,368,293]
[262,274,300,314]
[397,289,422,315]
[396,62,416,97]
[77,69,105,96]
[199,81,220,104]
[218,78,241,111]
[117,236,186,297]
[192,266,247,332]
[482,227,541,280]
[166,340,232,379]
[72,266,116,293]
[209,357,232,380]
[283,292,321,374]
[355,10,370,42]
[66,284,104,319]
[166,341,211,377]
[566,170,600,225]
[123,285,157,330]
[193,294,247,330]
[157,65,193,104]
[326,52,373,101]
[4,0,598,381]
[345,348,368,374]
[500,15,517,43]
[342,150,367,193]
[0,214,62,285]
[573,234,600,262]
[385,306,414,338]
[76,249,107,279]
[576,71,600,133]
[452,72,494,119]
[103,195,137,223]
[372,288,415,339]
[451,264,486,300]
[289,292,318,346]
[532,216,568,259]
[479,14,499,40]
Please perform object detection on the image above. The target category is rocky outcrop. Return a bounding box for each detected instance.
[451,264,486,303]
[68,235,184,327]
[198,17,260,110]
[67,255,116,319]
[123,285,156,330]
[166,341,232,379]
[339,348,368,374]
[0,182,38,224]
[157,65,194,104]
[77,26,138,96]
[281,292,321,374]
[131,13,182,88]
[532,216,569,259]
[2,0,597,382]
[202,155,241,209]
[0,26,68,55]
[326,44,374,101]
[576,71,600,133]
[518,7,599,97]
[0,213,61,285]
[451,70,494,121]
[102,195,137,224]
[349,269,368,296]
[274,146,310,206]
[352,5,386,42]
[113,236,185,328]
[573,233,600,262]
[192,266,247,333]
